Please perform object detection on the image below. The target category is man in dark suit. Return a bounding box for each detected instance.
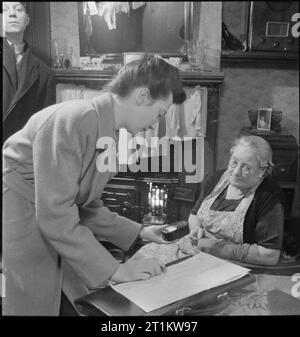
[2,1,55,143]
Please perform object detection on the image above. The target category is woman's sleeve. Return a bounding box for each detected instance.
[254,203,284,250]
[32,113,120,289]
[78,199,142,251]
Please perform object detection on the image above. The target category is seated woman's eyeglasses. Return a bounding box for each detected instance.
[228,158,255,176]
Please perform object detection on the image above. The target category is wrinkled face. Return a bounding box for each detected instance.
[128,92,173,135]
[2,2,29,35]
[228,145,266,190]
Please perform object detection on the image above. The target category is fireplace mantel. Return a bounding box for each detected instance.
[54,69,224,87]
[54,68,224,212]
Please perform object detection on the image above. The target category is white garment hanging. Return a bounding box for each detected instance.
[189,89,202,130]
[56,84,84,103]
[131,2,146,10]
[85,2,98,15]
[165,104,181,138]
[98,2,130,30]
[180,87,208,137]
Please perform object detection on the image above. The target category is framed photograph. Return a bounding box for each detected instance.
[257,108,272,131]
[123,52,145,65]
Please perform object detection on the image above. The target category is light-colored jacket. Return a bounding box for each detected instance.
[2,93,142,316]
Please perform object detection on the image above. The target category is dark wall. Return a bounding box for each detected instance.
[24,2,51,66]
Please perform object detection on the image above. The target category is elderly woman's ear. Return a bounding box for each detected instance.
[259,168,267,179]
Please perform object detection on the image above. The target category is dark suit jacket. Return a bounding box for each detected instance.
[2,38,55,143]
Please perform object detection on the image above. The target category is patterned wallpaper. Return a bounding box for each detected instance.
[216,64,299,169]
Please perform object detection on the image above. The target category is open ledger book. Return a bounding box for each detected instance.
[111,252,251,313]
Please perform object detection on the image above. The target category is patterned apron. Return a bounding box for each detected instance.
[197,170,263,244]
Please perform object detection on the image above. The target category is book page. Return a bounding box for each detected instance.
[111,252,250,313]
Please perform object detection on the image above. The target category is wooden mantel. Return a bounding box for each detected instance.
[54,69,224,87]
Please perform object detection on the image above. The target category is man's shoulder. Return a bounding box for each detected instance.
[23,43,52,74]
[28,99,97,140]
[30,53,52,73]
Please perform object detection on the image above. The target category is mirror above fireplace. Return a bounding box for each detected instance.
[77,2,195,61]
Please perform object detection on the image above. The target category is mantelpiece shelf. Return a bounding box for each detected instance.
[54,69,224,86]
[222,50,298,64]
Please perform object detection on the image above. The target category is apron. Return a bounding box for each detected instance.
[197,170,263,244]
[2,167,62,316]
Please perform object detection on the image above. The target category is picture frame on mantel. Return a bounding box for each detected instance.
[257,108,272,131]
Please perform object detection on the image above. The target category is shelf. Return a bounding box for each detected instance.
[222,50,299,64]
[53,69,224,87]
[279,181,297,189]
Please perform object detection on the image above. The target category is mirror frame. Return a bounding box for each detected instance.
[80,2,194,64]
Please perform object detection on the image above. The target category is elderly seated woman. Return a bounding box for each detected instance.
[132,135,285,266]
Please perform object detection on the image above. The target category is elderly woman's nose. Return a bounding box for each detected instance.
[232,164,243,176]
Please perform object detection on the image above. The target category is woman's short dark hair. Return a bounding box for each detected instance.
[105,54,186,104]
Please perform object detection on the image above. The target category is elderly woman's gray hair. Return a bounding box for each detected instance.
[230,135,274,175]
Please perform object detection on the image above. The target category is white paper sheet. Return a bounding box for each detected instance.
[111,252,250,313]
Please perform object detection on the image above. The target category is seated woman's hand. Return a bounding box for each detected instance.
[196,238,223,255]
[178,226,204,255]
[189,226,204,243]
[188,214,204,245]
[178,235,198,255]
[110,258,166,283]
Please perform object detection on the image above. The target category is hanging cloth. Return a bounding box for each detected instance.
[165,104,181,138]
[131,2,146,10]
[98,2,130,30]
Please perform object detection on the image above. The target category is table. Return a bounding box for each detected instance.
[215,272,300,315]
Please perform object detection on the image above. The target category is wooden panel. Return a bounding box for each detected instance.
[222,1,250,42]
[53,69,225,86]
[142,2,184,53]
[25,2,51,66]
